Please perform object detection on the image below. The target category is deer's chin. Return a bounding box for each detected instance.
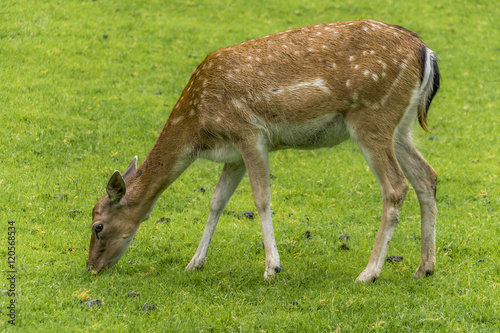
[104,235,137,270]
[86,258,119,274]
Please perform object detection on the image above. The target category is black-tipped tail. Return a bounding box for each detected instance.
[418,48,440,132]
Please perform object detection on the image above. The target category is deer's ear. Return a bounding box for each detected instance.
[106,171,126,204]
[122,156,137,181]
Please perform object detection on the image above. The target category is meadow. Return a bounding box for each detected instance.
[0,0,498,331]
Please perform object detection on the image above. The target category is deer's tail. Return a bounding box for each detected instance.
[418,47,441,132]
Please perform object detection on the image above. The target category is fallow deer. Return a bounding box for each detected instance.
[87,19,440,282]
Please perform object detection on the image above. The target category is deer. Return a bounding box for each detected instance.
[87,19,440,282]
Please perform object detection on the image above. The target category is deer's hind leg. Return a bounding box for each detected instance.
[394,132,437,278]
[346,114,410,282]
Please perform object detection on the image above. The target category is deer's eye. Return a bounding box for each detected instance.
[94,224,104,238]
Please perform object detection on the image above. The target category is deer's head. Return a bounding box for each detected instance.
[86,157,140,274]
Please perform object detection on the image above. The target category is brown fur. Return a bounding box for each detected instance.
[88,20,439,282]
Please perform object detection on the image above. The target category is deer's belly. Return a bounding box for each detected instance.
[268,112,350,150]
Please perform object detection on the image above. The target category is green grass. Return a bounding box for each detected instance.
[1,0,499,331]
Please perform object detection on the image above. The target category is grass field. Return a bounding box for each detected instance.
[1,0,499,331]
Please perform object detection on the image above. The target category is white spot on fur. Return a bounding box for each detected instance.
[377,59,388,69]
[215,117,222,122]
[172,116,184,125]
[349,55,354,61]
[346,80,351,87]
[287,78,331,94]
[363,70,370,76]
[189,109,195,116]
[231,99,244,109]
[313,78,331,94]
[372,73,379,81]
[354,64,359,70]
[331,62,336,68]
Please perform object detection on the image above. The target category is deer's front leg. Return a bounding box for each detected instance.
[186,161,247,271]
[238,139,284,279]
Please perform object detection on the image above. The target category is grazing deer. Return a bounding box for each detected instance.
[87,19,440,282]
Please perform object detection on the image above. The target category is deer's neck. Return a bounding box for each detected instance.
[125,119,196,221]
